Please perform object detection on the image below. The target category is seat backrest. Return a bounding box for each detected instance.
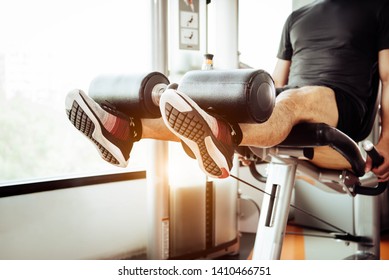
[354,68,381,142]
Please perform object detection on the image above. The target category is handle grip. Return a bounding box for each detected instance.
[363,140,384,168]
[356,140,388,195]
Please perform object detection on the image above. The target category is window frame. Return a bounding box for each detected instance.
[0,170,146,198]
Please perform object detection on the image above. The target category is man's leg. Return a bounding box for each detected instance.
[160,85,339,178]
[65,89,179,168]
[66,85,338,174]
[141,118,179,141]
[239,85,339,147]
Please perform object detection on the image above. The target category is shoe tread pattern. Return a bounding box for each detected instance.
[164,103,222,177]
[67,101,120,165]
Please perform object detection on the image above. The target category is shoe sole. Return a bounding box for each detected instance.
[160,89,230,178]
[65,89,127,167]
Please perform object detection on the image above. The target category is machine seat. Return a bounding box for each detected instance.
[248,122,388,196]
[279,123,365,177]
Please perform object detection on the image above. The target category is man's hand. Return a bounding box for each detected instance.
[365,138,389,182]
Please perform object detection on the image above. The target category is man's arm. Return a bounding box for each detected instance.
[366,49,389,181]
[272,59,291,87]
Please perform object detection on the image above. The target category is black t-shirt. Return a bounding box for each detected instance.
[277,0,389,120]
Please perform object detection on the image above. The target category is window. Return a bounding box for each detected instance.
[238,0,292,72]
[0,0,152,183]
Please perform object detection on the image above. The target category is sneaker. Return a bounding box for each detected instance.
[160,89,235,179]
[65,89,141,167]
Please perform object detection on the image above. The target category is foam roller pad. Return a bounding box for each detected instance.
[89,72,169,118]
[177,69,276,123]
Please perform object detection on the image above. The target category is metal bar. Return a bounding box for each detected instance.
[147,0,170,260]
[252,157,297,259]
[353,195,380,259]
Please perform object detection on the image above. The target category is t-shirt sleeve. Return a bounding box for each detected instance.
[276,14,293,60]
[378,1,389,51]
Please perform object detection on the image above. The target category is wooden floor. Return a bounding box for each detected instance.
[239,225,389,260]
[380,232,389,259]
[281,225,306,260]
[281,225,389,260]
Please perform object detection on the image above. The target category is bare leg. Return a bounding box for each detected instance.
[141,118,180,141]
[156,85,339,178]
[142,86,339,146]
[239,86,339,147]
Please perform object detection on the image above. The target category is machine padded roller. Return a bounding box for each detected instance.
[89,72,169,118]
[177,69,276,124]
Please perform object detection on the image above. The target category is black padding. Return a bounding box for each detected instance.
[177,69,276,124]
[280,123,365,177]
[89,72,169,118]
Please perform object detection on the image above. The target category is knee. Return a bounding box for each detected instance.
[275,85,338,125]
[277,86,336,108]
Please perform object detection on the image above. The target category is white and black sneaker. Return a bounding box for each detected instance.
[160,89,236,179]
[65,89,141,167]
